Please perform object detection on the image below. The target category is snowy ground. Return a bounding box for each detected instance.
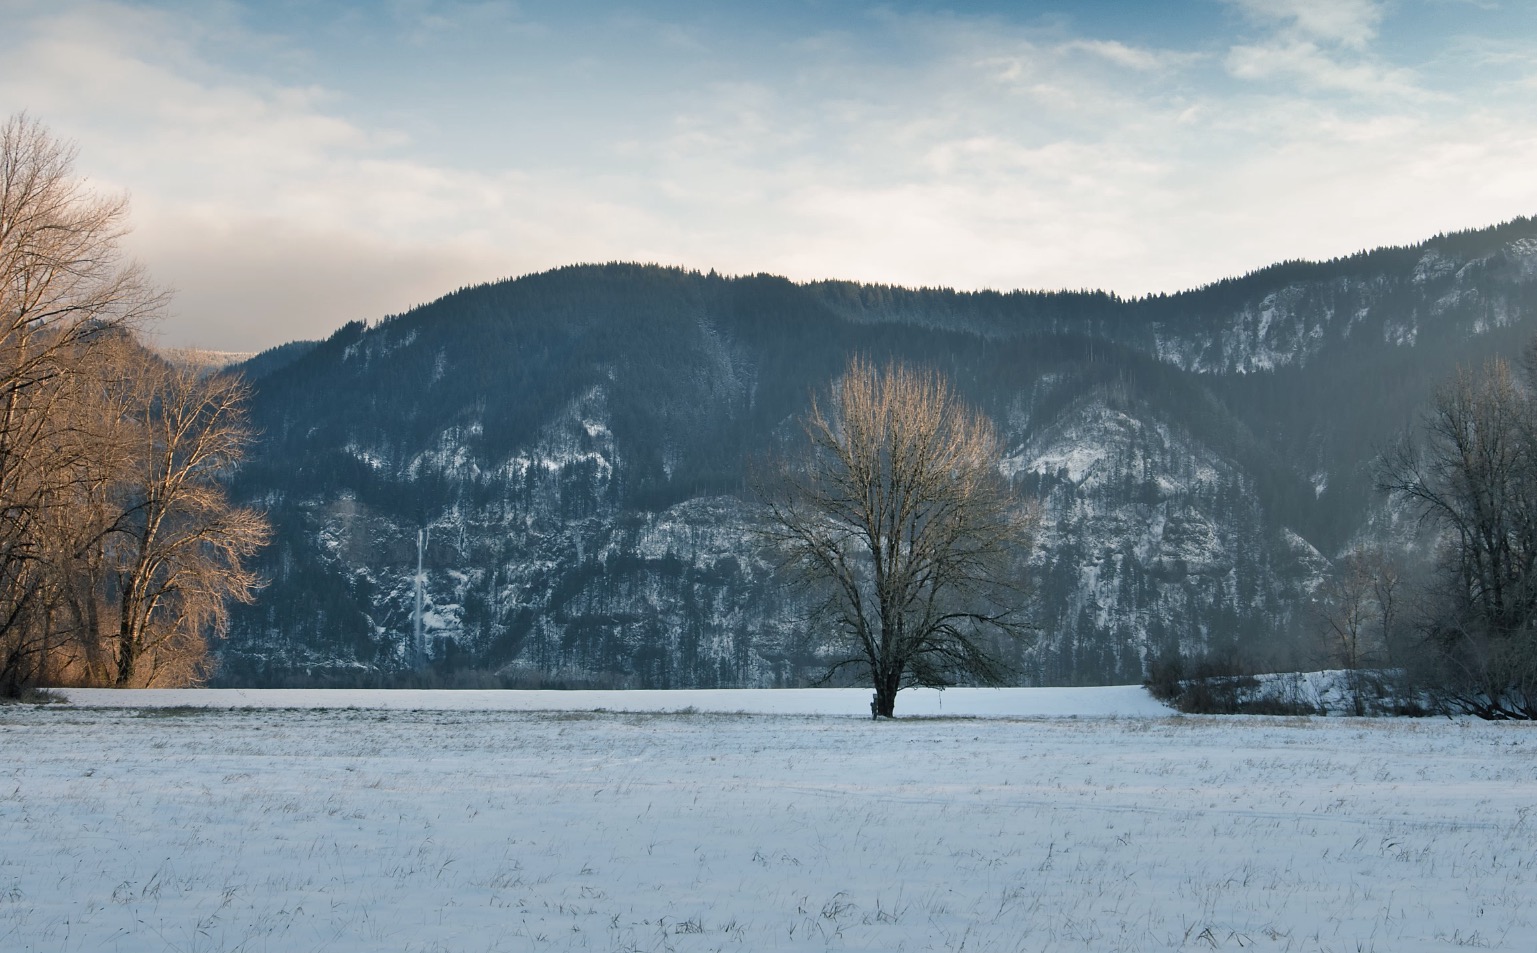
[3,688,1535,952]
[56,685,1170,717]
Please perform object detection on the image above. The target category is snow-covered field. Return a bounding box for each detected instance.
[3,688,1535,952]
[56,685,1170,717]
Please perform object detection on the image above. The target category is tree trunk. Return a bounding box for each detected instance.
[872,672,899,718]
[115,587,138,687]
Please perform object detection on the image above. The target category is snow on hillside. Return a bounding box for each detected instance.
[3,696,1534,952]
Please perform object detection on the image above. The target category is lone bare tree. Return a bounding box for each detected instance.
[1381,354,1537,718]
[762,357,1039,717]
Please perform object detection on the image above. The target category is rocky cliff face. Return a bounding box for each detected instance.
[1013,389,1333,682]
[219,219,1537,687]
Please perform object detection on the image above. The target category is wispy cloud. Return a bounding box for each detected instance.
[0,2,524,345]
[1061,39,1202,73]
[388,0,544,43]
[1226,0,1385,49]
[1222,0,1431,99]
[1225,39,1427,98]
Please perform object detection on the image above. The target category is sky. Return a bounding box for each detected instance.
[3,0,1536,352]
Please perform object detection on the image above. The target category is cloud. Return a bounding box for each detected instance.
[387,0,543,40]
[1061,39,1201,73]
[1225,39,1427,98]
[1226,0,1385,49]
[1219,0,1433,100]
[4,0,1537,352]
[0,1,581,344]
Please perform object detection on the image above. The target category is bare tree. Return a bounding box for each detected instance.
[0,341,86,690]
[0,113,161,692]
[107,356,270,687]
[0,113,268,693]
[1381,356,1537,718]
[761,357,1039,717]
[20,332,136,686]
[1313,546,1397,715]
[1371,551,1403,666]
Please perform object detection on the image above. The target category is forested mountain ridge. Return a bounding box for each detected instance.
[219,217,1537,687]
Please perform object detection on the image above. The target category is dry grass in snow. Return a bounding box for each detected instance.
[1,690,1534,951]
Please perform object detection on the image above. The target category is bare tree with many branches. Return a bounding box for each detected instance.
[1381,353,1537,718]
[0,112,267,694]
[107,353,270,687]
[1313,545,1401,715]
[761,357,1039,717]
[0,113,161,692]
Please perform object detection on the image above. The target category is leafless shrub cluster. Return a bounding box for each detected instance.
[1311,545,1403,715]
[0,113,268,694]
[760,357,1039,717]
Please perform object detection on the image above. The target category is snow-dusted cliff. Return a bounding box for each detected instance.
[221,220,1537,686]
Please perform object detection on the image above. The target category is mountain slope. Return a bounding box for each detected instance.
[221,218,1537,686]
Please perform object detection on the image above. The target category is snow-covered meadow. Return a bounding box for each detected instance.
[3,688,1535,952]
